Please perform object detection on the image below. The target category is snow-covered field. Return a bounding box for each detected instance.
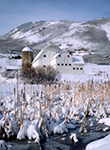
[1,54,110,149]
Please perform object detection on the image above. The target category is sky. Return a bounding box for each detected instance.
[0,0,110,36]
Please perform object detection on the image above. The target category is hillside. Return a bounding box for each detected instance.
[0,18,110,64]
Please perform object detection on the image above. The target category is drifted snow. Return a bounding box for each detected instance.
[86,134,110,150]
[17,121,30,140]
[86,117,110,150]
[98,118,110,126]
[70,133,78,143]
[53,120,68,134]
[27,124,40,143]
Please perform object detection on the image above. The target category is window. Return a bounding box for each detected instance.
[73,68,75,70]
[57,64,60,66]
[77,68,79,70]
[65,64,67,66]
[59,55,61,57]
[43,65,46,68]
[80,68,83,70]
[43,55,46,57]
[61,64,63,66]
[67,55,70,57]
[69,64,71,66]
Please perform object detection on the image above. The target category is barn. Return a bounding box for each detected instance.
[32,43,61,68]
[32,43,84,74]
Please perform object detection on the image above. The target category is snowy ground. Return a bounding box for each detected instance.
[0,53,110,97]
[1,54,110,149]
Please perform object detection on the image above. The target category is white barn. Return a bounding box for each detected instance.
[32,43,61,68]
[32,43,84,75]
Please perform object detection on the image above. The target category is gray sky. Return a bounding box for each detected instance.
[0,0,110,36]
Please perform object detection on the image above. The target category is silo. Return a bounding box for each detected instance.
[22,47,33,72]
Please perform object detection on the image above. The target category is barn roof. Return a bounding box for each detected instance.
[32,43,61,64]
[51,52,84,65]
[51,50,70,60]
[73,56,84,64]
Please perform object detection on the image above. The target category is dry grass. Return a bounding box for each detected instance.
[1,77,110,135]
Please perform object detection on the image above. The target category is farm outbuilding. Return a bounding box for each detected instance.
[22,47,33,72]
[32,43,61,68]
[31,43,84,74]
[50,50,73,74]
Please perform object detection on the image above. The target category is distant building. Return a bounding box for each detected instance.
[32,43,84,74]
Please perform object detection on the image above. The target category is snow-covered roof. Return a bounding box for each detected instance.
[51,50,70,60]
[22,47,33,52]
[32,43,61,64]
[73,56,84,64]
[6,66,21,70]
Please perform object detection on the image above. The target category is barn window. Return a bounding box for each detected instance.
[43,55,46,57]
[69,64,71,66]
[73,68,75,70]
[43,65,46,68]
[59,55,61,57]
[65,64,67,66]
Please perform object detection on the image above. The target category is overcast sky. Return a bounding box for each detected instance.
[0,0,110,36]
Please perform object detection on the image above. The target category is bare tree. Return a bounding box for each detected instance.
[19,65,60,84]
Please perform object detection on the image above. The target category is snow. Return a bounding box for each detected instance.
[103,127,109,132]
[12,30,32,39]
[86,134,110,150]
[0,53,22,73]
[61,63,110,82]
[6,66,21,70]
[51,21,104,51]
[1,54,110,148]
[73,55,84,64]
[98,118,110,126]
[10,19,110,54]
[43,21,62,28]
[0,74,17,97]
[86,117,110,150]
[70,133,78,143]
[11,31,21,39]
[101,22,110,41]
[12,28,50,44]
[53,30,98,51]
[53,123,68,134]
[0,140,11,150]
[69,22,84,30]
[12,21,61,44]
[22,47,33,52]
[25,33,50,44]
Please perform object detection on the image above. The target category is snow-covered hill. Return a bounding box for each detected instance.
[0,18,110,64]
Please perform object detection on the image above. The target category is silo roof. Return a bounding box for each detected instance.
[22,47,33,52]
